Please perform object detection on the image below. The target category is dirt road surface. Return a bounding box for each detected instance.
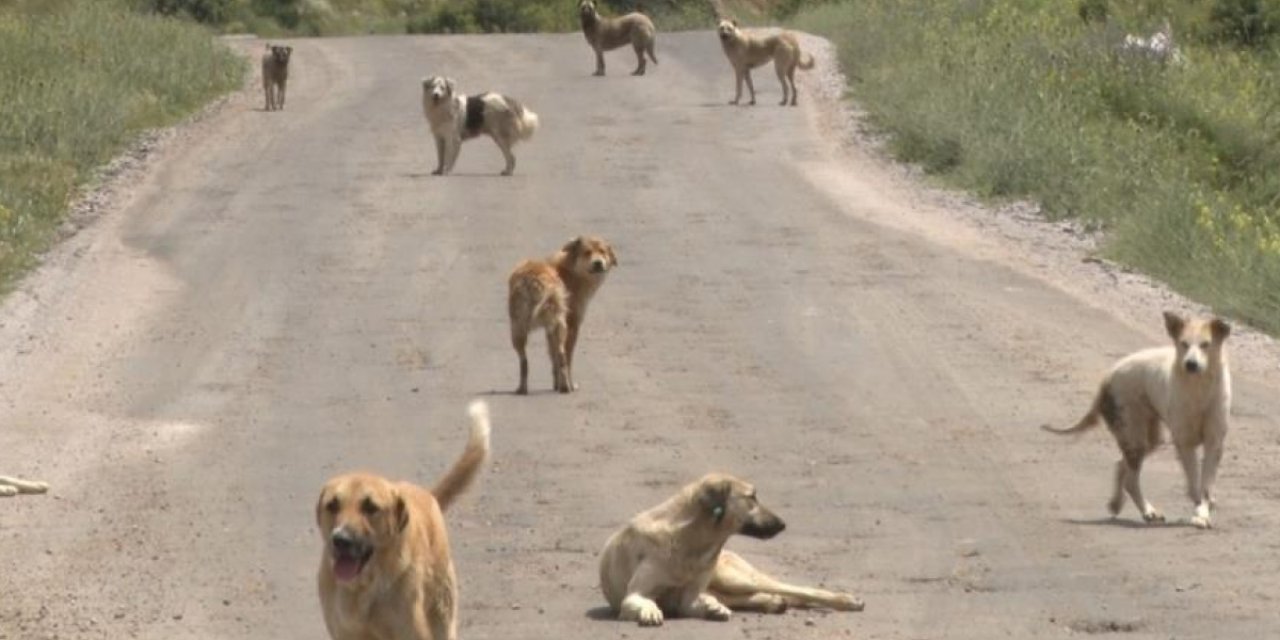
[3,32,1280,640]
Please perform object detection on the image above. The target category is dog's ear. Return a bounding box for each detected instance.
[445,77,456,95]
[394,493,409,533]
[731,18,739,27]
[1163,311,1186,341]
[1210,317,1232,342]
[697,479,731,524]
[562,236,584,256]
[315,489,327,529]
[605,244,618,267]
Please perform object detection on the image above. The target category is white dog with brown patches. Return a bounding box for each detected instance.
[1044,311,1232,529]
[421,76,539,176]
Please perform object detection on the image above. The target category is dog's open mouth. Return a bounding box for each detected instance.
[331,544,373,582]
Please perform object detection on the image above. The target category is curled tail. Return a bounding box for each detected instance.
[798,52,815,70]
[433,400,491,511]
[1041,385,1107,436]
[502,96,539,141]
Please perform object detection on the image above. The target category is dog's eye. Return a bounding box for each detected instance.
[1200,341,1210,349]
[361,498,380,515]
[1180,341,1190,349]
[326,498,340,514]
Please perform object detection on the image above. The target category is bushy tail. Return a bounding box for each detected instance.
[798,52,815,70]
[518,108,539,140]
[433,400,491,512]
[1041,387,1105,436]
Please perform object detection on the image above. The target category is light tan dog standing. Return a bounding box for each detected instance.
[507,236,617,395]
[316,401,491,640]
[716,18,814,106]
[1044,311,1232,529]
[578,0,658,76]
[599,473,865,626]
[261,44,292,111]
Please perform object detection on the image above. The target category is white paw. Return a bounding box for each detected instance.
[704,600,732,621]
[1191,504,1212,529]
[1142,507,1165,523]
[834,593,866,612]
[637,602,664,627]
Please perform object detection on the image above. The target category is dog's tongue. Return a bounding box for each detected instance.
[334,556,362,582]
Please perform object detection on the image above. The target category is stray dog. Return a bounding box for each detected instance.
[508,236,617,395]
[578,0,658,76]
[0,475,48,498]
[1043,311,1232,529]
[262,44,292,111]
[599,473,865,626]
[716,18,814,106]
[421,76,539,176]
[316,401,491,640]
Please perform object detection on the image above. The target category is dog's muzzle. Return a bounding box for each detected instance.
[590,259,607,273]
[330,529,373,583]
[740,514,786,540]
[1184,359,1201,373]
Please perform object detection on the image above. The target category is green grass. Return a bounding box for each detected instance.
[791,0,1280,333]
[0,0,244,291]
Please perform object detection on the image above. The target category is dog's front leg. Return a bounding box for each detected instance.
[432,135,446,175]
[744,70,756,105]
[594,47,607,76]
[730,68,744,105]
[444,135,462,174]
[620,593,664,626]
[679,591,732,622]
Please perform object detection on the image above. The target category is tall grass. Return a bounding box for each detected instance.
[792,1,1280,333]
[0,0,244,290]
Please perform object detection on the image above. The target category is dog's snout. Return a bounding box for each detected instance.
[590,259,606,273]
[331,528,356,551]
[740,512,786,539]
[1185,360,1201,373]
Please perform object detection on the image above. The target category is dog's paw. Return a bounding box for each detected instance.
[759,595,787,614]
[1191,503,1213,529]
[833,594,866,612]
[0,486,17,497]
[636,603,664,627]
[1107,495,1124,516]
[701,597,732,621]
[1141,507,1165,524]
[431,169,443,176]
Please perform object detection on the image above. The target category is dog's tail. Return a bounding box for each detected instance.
[647,40,658,65]
[1041,385,1107,436]
[798,52,815,70]
[433,400,491,512]
[504,96,539,141]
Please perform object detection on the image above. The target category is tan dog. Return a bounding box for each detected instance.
[0,475,48,498]
[422,76,539,176]
[716,18,814,106]
[316,401,491,640]
[261,44,292,111]
[578,0,658,76]
[508,236,616,395]
[1044,311,1232,529]
[599,473,865,626]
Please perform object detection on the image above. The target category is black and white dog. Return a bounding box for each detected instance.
[421,76,539,176]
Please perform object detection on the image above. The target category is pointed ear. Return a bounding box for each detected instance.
[1210,317,1232,342]
[1163,311,1185,341]
[395,493,409,533]
[605,244,618,267]
[731,18,739,27]
[561,236,584,255]
[697,480,730,524]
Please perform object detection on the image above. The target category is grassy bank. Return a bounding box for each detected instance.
[792,1,1280,333]
[0,0,244,291]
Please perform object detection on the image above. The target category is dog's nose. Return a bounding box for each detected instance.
[1185,360,1201,373]
[331,529,356,552]
[591,260,606,272]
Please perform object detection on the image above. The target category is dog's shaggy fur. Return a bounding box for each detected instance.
[716,18,814,106]
[1044,312,1232,529]
[422,76,539,176]
[262,44,292,112]
[578,0,658,76]
[0,475,48,498]
[508,236,617,395]
[599,473,865,626]
[316,401,491,640]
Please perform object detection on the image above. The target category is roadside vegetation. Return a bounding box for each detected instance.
[787,0,1280,333]
[0,0,243,291]
[144,0,717,36]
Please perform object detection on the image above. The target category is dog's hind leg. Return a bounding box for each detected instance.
[714,591,788,613]
[546,320,571,393]
[787,65,799,106]
[775,62,790,106]
[494,137,516,176]
[631,41,646,75]
[1108,459,1127,516]
[711,551,864,611]
[1120,447,1163,523]
[512,328,530,395]
[678,591,732,622]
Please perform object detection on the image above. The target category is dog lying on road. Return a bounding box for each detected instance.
[1043,311,1232,529]
[578,0,658,76]
[262,44,292,112]
[716,18,814,106]
[508,236,617,395]
[422,76,539,176]
[0,475,48,497]
[599,473,865,626]
[316,401,491,640]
